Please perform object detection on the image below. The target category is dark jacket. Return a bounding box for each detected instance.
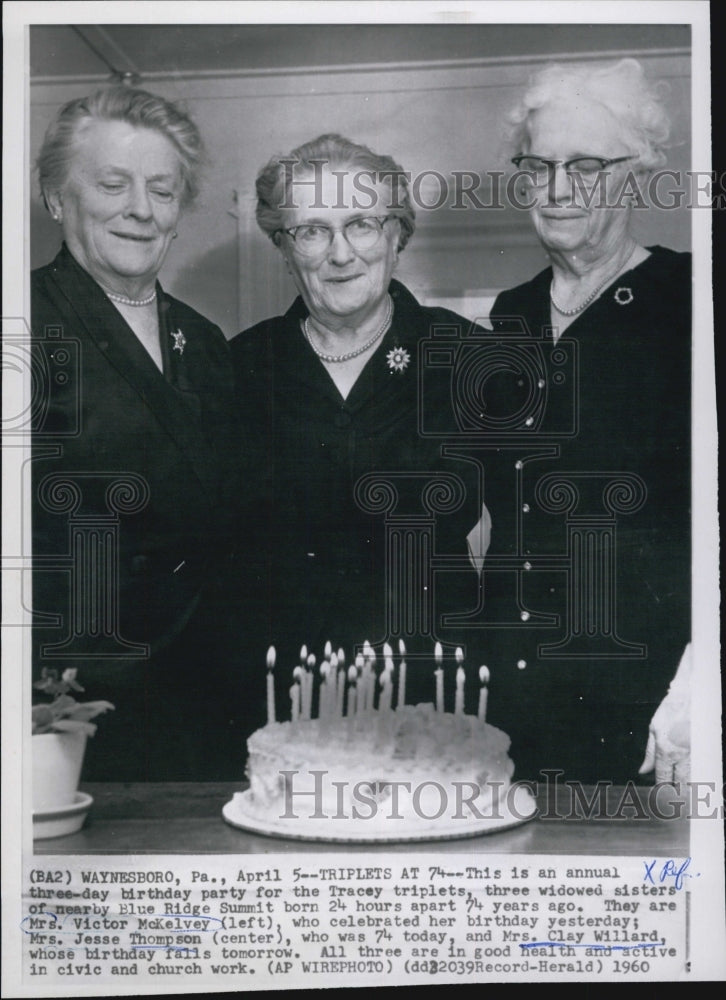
[484,246,692,781]
[31,245,243,779]
[230,279,485,723]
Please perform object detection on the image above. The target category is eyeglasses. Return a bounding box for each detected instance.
[511,155,635,185]
[277,216,396,256]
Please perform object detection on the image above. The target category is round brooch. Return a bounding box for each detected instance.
[386,346,410,373]
[613,287,634,306]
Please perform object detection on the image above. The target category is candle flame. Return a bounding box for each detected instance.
[455,646,464,663]
[355,653,364,669]
[324,641,332,659]
[266,646,276,669]
[300,644,307,662]
[293,666,303,680]
[383,642,393,658]
[479,665,490,684]
[398,639,406,655]
[435,641,443,663]
[307,654,316,668]
[337,647,345,665]
[348,665,357,682]
[330,652,338,669]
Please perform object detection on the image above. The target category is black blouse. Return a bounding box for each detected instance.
[231,280,484,690]
[483,246,692,781]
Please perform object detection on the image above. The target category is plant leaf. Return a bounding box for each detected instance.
[64,701,115,722]
[31,705,54,734]
[50,719,98,736]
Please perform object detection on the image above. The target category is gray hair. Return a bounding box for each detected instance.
[504,58,672,171]
[37,86,206,209]
[255,133,416,251]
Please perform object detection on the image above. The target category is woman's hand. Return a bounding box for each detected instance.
[638,643,691,783]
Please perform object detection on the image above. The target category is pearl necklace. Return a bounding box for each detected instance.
[303,296,393,363]
[105,288,157,307]
[550,244,637,317]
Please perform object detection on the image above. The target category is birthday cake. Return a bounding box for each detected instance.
[223,643,537,841]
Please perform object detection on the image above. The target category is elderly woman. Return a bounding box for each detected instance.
[231,134,487,713]
[485,59,691,783]
[32,87,242,780]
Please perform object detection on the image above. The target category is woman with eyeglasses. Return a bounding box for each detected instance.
[484,59,691,784]
[230,133,488,708]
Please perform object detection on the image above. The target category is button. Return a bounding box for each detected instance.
[334,410,352,428]
[520,611,530,621]
[522,503,530,513]
[517,659,526,670]
[523,561,532,570]
[524,416,534,426]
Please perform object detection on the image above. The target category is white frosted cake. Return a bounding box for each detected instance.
[246,702,514,822]
[223,643,535,841]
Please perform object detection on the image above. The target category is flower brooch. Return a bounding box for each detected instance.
[170,329,186,355]
[386,346,410,373]
[614,287,634,306]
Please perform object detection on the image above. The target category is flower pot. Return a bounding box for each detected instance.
[32,731,87,813]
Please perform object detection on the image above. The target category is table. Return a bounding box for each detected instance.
[34,782,689,855]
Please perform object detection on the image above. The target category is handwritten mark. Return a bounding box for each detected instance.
[643,857,697,890]
[521,941,666,952]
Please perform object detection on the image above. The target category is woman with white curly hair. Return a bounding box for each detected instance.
[485,59,691,785]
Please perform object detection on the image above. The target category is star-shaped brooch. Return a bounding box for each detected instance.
[170,329,186,355]
[386,346,410,373]
[614,287,634,306]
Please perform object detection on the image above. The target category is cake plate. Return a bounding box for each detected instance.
[222,784,538,843]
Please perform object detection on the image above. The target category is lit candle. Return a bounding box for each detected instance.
[320,662,330,719]
[347,665,357,735]
[329,653,339,716]
[398,640,407,708]
[377,667,392,739]
[455,647,465,716]
[290,682,300,723]
[435,642,444,713]
[335,661,345,717]
[478,665,490,722]
[266,646,276,725]
[455,668,465,715]
[355,653,364,715]
[324,640,333,661]
[304,653,315,720]
[381,664,393,713]
[292,665,302,724]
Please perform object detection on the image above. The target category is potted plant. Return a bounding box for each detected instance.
[32,668,114,815]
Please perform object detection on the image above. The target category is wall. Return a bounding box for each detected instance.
[30,48,691,338]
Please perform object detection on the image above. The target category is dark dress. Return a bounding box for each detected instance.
[230,280,485,730]
[31,245,245,780]
[484,246,692,782]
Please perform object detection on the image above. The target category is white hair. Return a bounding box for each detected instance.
[504,58,672,170]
